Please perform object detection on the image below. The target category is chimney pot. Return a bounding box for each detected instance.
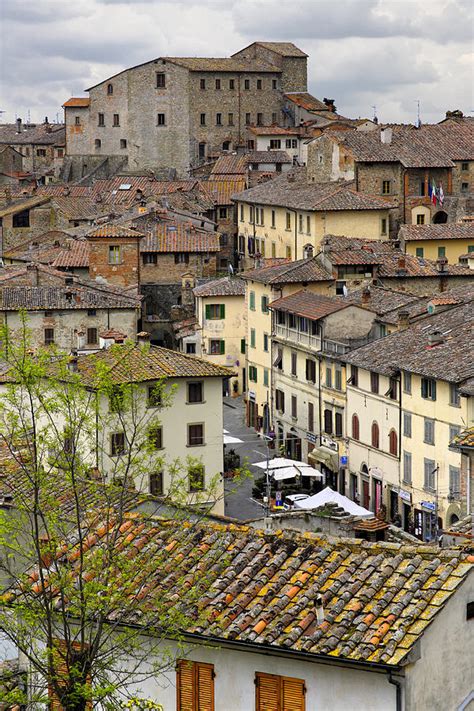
[428,329,444,346]
[137,331,150,346]
[397,310,410,329]
[16,118,22,134]
[361,286,371,304]
[380,127,393,144]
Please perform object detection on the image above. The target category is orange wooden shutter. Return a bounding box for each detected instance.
[196,662,214,711]
[282,676,306,711]
[256,672,281,711]
[177,660,195,711]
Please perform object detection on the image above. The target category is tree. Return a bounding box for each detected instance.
[0,317,236,710]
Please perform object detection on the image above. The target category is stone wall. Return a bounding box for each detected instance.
[88,237,141,287]
[140,252,218,284]
[1,205,53,251]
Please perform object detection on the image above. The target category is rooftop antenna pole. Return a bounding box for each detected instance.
[415,100,421,128]
[371,105,378,125]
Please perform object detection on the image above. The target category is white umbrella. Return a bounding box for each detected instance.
[223,434,243,445]
[223,429,229,434]
[293,486,372,517]
[253,457,324,481]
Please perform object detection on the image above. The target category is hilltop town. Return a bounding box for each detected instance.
[0,41,472,711]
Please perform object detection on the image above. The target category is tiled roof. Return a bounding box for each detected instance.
[87,224,144,239]
[3,231,73,265]
[52,197,113,221]
[37,185,92,197]
[284,92,330,112]
[248,126,302,136]
[164,57,280,73]
[245,151,292,164]
[52,240,90,268]
[233,170,396,211]
[16,515,473,667]
[451,427,474,450]
[270,290,347,320]
[211,155,248,177]
[345,302,474,382]
[76,344,233,384]
[193,277,245,297]
[0,195,51,218]
[0,279,140,311]
[0,123,65,146]
[205,179,247,205]
[63,97,90,107]
[241,257,332,285]
[343,286,420,318]
[399,224,474,241]
[239,42,308,57]
[141,223,220,253]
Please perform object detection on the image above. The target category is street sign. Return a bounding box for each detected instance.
[275,490,283,507]
[421,501,436,512]
[399,489,411,503]
[306,432,317,444]
[340,455,348,466]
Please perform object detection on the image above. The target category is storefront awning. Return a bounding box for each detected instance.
[308,447,338,471]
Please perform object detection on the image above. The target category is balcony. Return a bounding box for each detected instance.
[275,324,321,351]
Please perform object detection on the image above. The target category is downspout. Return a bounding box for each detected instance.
[318,354,322,441]
[388,671,402,711]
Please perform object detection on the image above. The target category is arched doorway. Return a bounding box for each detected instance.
[432,211,448,224]
[449,513,459,525]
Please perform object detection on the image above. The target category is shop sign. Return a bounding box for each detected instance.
[421,500,436,512]
[306,432,317,444]
[320,435,338,453]
[399,489,412,503]
[248,390,256,401]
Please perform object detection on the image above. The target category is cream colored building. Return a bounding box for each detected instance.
[233,168,394,266]
[192,277,246,395]
[399,223,474,264]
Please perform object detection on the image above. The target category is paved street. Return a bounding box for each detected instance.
[223,396,268,520]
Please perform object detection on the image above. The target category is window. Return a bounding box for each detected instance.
[263,333,269,352]
[461,162,469,171]
[75,116,81,125]
[424,418,435,445]
[245,113,251,125]
[229,79,235,90]
[248,365,258,382]
[403,371,411,394]
[244,79,250,90]
[113,113,120,126]
[382,180,390,194]
[461,182,469,192]
[286,245,292,259]
[291,352,297,377]
[449,383,461,407]
[388,376,398,400]
[12,209,30,228]
[209,339,225,355]
[272,79,277,89]
[240,338,246,354]
[381,218,388,236]
[286,212,291,230]
[298,214,303,233]
[325,367,332,388]
[256,113,263,126]
[87,309,96,316]
[143,252,157,265]
[371,421,380,449]
[419,180,426,196]
[335,368,342,391]
[416,214,425,225]
[200,78,206,90]
[275,389,285,413]
[308,402,314,432]
[198,142,206,159]
[44,328,54,345]
[186,343,196,354]
[108,245,121,264]
[148,426,163,450]
[468,245,474,252]
[352,414,360,440]
[187,423,204,446]
[416,246,424,257]
[424,458,436,491]
[449,424,461,444]
[350,365,358,387]
[187,381,203,404]
[98,113,105,126]
[370,372,379,394]
[216,113,222,126]
[176,660,214,710]
[155,113,166,127]
[256,78,262,90]
[421,377,436,401]
[174,253,189,264]
[306,216,311,234]
[270,139,281,149]
[95,138,101,149]
[250,329,256,348]
[214,78,221,90]
[274,347,283,370]
[291,395,297,419]
[403,412,412,438]
[37,148,46,157]
[335,411,343,437]
[239,204,244,222]
[205,304,225,320]
[155,72,166,88]
[263,368,269,387]
[271,210,276,228]
[403,451,412,484]
[249,291,255,311]
[200,113,206,126]
[305,359,316,383]
[87,327,98,345]
[111,432,126,456]
[449,466,461,497]
[271,242,276,257]
[324,408,332,434]
[149,472,163,497]
[57,148,64,158]
[148,383,162,407]
[389,429,398,456]
[120,139,127,149]
[272,112,277,123]
[261,295,269,313]
[437,246,446,258]
[228,112,234,126]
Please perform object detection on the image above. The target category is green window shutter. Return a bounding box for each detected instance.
[220,304,226,319]
[220,340,225,354]
[240,338,246,354]
[261,296,265,312]
[254,367,257,383]
[249,291,255,310]
[205,304,211,319]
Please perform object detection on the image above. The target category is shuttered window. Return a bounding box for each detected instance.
[177,659,214,711]
[255,672,305,711]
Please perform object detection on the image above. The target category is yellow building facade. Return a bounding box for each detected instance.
[400,223,474,264]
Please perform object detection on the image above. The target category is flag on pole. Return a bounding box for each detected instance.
[431,179,437,205]
[439,184,444,205]
[428,181,433,200]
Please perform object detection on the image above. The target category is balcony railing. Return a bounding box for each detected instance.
[275,324,321,350]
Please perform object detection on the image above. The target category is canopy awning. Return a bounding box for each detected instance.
[308,447,338,471]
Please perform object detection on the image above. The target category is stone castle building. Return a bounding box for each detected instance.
[63,42,308,178]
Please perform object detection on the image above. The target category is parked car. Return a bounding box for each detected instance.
[283,494,310,510]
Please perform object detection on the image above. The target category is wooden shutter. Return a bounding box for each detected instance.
[205,305,211,320]
[282,676,305,711]
[177,660,195,711]
[196,662,215,711]
[256,672,281,711]
[220,304,225,319]
[219,340,225,355]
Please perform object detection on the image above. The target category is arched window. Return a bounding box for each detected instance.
[303,243,314,259]
[107,83,113,95]
[389,429,397,456]
[352,414,360,440]
[371,421,380,449]
[432,210,448,224]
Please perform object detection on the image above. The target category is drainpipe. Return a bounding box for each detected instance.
[286,207,298,259]
[388,672,402,711]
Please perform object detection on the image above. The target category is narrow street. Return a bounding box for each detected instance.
[223,396,269,520]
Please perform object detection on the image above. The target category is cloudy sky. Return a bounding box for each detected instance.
[1,0,472,125]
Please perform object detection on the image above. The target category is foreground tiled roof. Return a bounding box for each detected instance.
[205,178,247,205]
[241,257,332,284]
[343,286,421,319]
[87,225,144,239]
[141,223,220,253]
[270,290,348,320]
[399,224,474,241]
[17,515,472,667]
[76,344,233,384]
[233,170,396,211]
[211,155,249,177]
[451,427,474,449]
[52,240,90,268]
[346,302,474,382]
[0,123,65,146]
[284,92,330,112]
[193,277,245,297]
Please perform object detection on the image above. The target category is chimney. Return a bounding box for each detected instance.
[380,127,393,144]
[361,286,371,305]
[323,98,336,112]
[397,310,410,330]
[137,331,150,346]
[26,263,39,286]
[436,257,448,273]
[16,118,22,134]
[76,330,86,349]
[428,330,444,347]
[68,348,79,373]
[314,594,325,624]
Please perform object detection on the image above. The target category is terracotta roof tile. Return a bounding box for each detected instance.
[141,222,220,253]
[400,224,474,241]
[0,123,65,147]
[240,42,308,57]
[284,92,330,112]
[87,225,144,239]
[63,98,90,108]
[450,427,474,449]
[193,277,245,297]
[164,57,280,73]
[269,290,348,320]
[241,257,332,285]
[205,179,247,205]
[52,240,90,268]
